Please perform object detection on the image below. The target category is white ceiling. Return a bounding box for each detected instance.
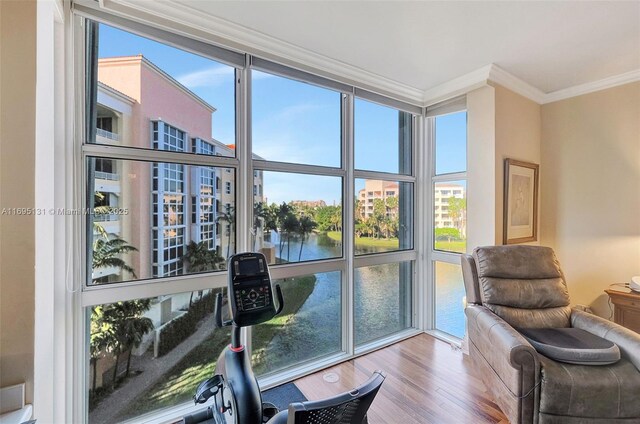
[171,0,640,95]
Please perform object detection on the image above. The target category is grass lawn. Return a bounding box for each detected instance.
[251,275,316,374]
[327,231,467,254]
[326,231,399,249]
[117,328,231,421]
[118,275,316,420]
[434,240,466,253]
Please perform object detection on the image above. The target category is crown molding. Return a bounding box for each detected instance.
[101,0,425,105]
[487,64,546,104]
[89,0,640,108]
[423,65,493,106]
[422,64,548,107]
[542,69,640,104]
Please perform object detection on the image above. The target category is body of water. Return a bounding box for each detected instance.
[259,232,465,374]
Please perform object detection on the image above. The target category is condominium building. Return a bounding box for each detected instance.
[357,180,399,219]
[434,183,466,235]
[93,55,260,282]
[290,200,327,208]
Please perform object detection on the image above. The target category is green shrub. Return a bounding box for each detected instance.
[157,291,217,357]
[435,227,461,241]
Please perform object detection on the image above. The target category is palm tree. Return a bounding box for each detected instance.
[216,204,235,259]
[362,217,375,238]
[281,213,299,262]
[385,195,398,216]
[183,240,225,273]
[355,198,363,221]
[297,215,317,261]
[448,196,467,237]
[253,202,278,250]
[90,192,149,390]
[276,203,293,258]
[90,305,115,392]
[92,237,138,280]
[330,207,342,232]
[372,199,386,238]
[103,299,154,385]
[183,241,225,307]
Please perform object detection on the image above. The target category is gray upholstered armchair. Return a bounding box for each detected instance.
[462,245,640,424]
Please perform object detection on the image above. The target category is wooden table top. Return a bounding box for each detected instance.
[605,286,640,299]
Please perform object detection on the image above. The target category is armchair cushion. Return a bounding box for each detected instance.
[473,246,572,328]
[518,327,620,365]
[474,245,564,280]
[480,277,570,309]
[572,308,640,371]
[539,355,640,419]
[488,305,572,329]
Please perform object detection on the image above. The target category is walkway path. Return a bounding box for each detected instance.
[91,313,218,424]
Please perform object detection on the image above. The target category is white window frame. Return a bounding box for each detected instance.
[64,3,427,423]
[424,97,468,346]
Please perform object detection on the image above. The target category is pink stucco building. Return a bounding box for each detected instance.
[94,55,242,282]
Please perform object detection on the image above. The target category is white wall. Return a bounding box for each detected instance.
[0,0,37,405]
[466,83,542,251]
[493,84,541,245]
[466,85,497,251]
[540,82,640,317]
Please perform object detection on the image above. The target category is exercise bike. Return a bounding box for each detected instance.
[182,252,386,424]
[182,252,284,424]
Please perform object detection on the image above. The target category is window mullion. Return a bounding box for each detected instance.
[253,160,345,177]
[237,59,253,351]
[81,272,228,307]
[432,171,467,182]
[413,114,426,331]
[237,62,251,258]
[353,169,415,182]
[81,143,240,169]
[268,259,346,281]
[425,116,436,332]
[343,92,355,357]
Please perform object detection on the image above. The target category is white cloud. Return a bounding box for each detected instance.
[178,66,274,89]
[177,65,234,88]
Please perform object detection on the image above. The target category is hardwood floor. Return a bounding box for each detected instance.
[294,334,508,424]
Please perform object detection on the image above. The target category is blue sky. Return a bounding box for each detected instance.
[98,24,466,205]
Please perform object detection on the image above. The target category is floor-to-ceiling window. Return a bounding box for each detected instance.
[82,17,239,423]
[250,68,345,377]
[77,8,421,423]
[427,98,468,339]
[353,99,415,347]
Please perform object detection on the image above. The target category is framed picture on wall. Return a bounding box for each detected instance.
[503,159,539,244]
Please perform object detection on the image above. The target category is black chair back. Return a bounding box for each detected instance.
[287,371,385,424]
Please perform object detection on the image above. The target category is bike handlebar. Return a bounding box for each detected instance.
[181,406,214,424]
[214,292,224,329]
[274,284,284,315]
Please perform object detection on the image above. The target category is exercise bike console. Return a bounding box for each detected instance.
[184,252,283,424]
[229,253,282,327]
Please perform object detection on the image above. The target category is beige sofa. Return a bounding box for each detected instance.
[462,245,640,424]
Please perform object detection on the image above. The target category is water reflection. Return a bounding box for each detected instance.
[256,232,466,376]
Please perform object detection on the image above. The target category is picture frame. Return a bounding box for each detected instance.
[503,159,539,244]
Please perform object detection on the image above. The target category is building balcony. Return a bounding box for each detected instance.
[94,213,121,222]
[96,128,121,143]
[94,177,121,194]
[95,171,119,181]
[91,265,119,280]
[93,215,121,235]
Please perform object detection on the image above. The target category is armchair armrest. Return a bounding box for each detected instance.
[571,308,640,371]
[466,305,540,396]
